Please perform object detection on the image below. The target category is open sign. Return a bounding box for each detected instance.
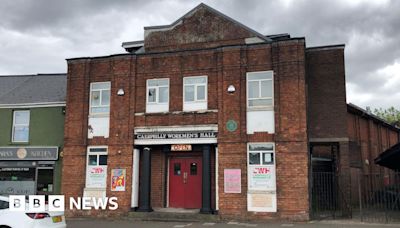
[171,144,192,151]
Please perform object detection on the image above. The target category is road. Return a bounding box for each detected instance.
[67,218,400,228]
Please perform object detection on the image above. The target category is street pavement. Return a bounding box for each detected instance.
[67,218,400,228]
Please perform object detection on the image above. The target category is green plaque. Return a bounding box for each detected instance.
[226,120,238,132]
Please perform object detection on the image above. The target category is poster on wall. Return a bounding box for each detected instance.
[224,169,241,193]
[86,166,107,188]
[248,166,276,191]
[247,192,277,212]
[111,168,126,191]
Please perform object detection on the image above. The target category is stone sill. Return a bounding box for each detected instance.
[134,109,218,116]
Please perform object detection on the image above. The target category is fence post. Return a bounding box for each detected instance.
[358,170,363,222]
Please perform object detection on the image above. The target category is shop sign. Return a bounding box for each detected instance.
[248,166,276,191]
[0,167,30,172]
[171,144,192,151]
[111,169,126,191]
[86,166,107,188]
[0,181,35,195]
[135,131,217,140]
[0,147,58,160]
[224,169,241,193]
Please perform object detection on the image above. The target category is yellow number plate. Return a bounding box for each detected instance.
[52,216,62,223]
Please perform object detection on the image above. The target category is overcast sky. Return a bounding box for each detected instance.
[0,0,399,110]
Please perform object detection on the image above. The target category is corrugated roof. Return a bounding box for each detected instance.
[0,74,66,105]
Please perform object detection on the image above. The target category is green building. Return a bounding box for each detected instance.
[0,74,66,196]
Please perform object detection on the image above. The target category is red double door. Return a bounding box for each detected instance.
[169,157,202,208]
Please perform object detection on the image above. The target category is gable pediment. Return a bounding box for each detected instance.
[144,3,269,52]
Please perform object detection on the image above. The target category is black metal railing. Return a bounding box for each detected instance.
[356,172,400,223]
[312,171,400,223]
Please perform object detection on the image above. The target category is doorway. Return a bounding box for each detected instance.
[168,157,202,209]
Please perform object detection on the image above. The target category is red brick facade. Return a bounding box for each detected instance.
[61,3,399,221]
[306,46,400,215]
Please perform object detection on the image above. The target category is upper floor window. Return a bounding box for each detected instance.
[12,110,30,142]
[247,71,273,109]
[90,82,110,115]
[183,76,207,111]
[146,78,169,113]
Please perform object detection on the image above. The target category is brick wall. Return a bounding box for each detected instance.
[144,5,255,53]
[306,46,347,139]
[63,38,310,220]
[306,46,351,216]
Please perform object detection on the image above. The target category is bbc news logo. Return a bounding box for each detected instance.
[9,195,118,212]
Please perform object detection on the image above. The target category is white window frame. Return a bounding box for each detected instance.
[12,110,30,143]
[89,82,111,116]
[85,146,108,188]
[183,76,208,103]
[87,148,108,166]
[146,78,169,104]
[146,78,170,113]
[247,143,275,167]
[246,71,274,110]
[247,142,276,192]
[247,142,277,212]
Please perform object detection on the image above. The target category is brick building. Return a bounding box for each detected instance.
[62,3,399,220]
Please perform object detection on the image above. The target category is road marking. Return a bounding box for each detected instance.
[203,222,216,226]
[174,224,192,228]
[227,222,257,227]
[241,223,257,227]
[281,224,294,227]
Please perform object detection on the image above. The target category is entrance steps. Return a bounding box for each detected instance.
[128,208,219,222]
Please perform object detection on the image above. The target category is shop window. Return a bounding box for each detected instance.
[146,78,169,113]
[37,168,54,194]
[86,147,108,188]
[0,167,36,195]
[12,110,30,142]
[246,71,275,134]
[88,82,110,138]
[183,76,207,111]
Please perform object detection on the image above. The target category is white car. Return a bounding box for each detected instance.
[0,195,67,228]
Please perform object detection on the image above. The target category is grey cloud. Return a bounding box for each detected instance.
[0,0,399,109]
[203,0,400,108]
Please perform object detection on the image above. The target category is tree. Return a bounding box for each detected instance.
[373,107,400,126]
